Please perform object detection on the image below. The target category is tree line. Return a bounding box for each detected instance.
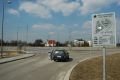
[0,39,44,47]
[0,39,91,47]
[1,39,120,47]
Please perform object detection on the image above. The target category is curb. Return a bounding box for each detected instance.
[0,54,35,64]
[64,55,100,80]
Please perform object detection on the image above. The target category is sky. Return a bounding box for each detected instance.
[0,0,120,43]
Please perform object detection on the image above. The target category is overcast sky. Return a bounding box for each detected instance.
[0,0,120,43]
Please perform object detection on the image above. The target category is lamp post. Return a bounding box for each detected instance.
[26,25,28,51]
[1,0,5,58]
[68,28,72,51]
[1,0,12,58]
[17,26,19,53]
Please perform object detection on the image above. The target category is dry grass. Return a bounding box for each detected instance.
[70,53,120,80]
[0,51,18,58]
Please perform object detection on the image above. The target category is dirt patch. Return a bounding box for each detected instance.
[69,53,120,80]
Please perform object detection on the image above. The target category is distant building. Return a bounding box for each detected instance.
[73,39,85,47]
[45,40,56,47]
[87,41,92,47]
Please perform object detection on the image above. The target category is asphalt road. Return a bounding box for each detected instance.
[0,47,120,80]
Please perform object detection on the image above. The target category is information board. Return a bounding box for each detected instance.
[92,12,116,47]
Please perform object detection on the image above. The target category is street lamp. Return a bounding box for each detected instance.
[1,0,12,58]
[17,26,19,53]
[25,25,28,51]
[1,0,5,58]
[68,28,72,51]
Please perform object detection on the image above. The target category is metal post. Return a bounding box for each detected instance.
[89,33,92,57]
[68,28,72,52]
[26,25,28,51]
[1,0,5,58]
[17,26,19,53]
[57,32,59,47]
[103,46,106,80]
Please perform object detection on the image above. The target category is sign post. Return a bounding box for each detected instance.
[102,46,106,80]
[92,12,116,80]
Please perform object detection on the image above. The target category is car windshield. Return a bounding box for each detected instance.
[54,50,64,55]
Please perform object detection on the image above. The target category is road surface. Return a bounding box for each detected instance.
[0,47,120,80]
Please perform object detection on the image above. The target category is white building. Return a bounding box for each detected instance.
[74,39,85,47]
[87,41,92,47]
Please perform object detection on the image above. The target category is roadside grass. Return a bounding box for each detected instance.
[69,53,120,80]
[0,51,18,58]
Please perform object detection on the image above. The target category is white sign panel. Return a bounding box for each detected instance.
[92,12,116,47]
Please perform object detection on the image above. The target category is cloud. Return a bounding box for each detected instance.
[71,31,80,34]
[19,1,52,18]
[19,0,80,18]
[38,0,80,16]
[32,23,66,31]
[80,0,120,15]
[82,20,92,29]
[19,0,120,17]
[71,31,88,35]
[73,24,79,27]
[49,32,56,35]
[57,24,66,30]
[32,24,54,30]
[117,0,120,5]
[8,9,20,16]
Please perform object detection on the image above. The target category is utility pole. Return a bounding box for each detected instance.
[26,25,28,43]
[1,0,12,57]
[26,25,28,51]
[68,28,72,51]
[17,26,19,53]
[24,25,28,51]
[57,32,59,47]
[68,29,71,45]
[1,0,5,58]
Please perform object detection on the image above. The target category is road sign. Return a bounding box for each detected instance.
[92,12,116,47]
